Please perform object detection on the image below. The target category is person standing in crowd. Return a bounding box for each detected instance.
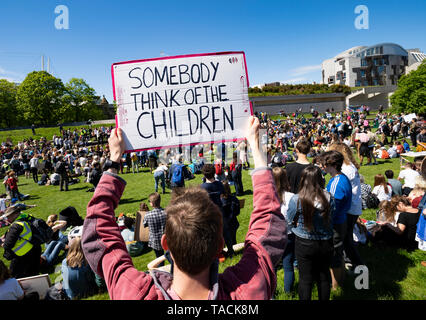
[29,154,39,183]
[153,162,168,194]
[385,170,403,196]
[168,155,187,189]
[286,165,335,300]
[56,156,69,192]
[221,180,240,248]
[272,166,296,294]
[285,138,311,194]
[143,193,167,262]
[201,164,234,257]
[81,117,287,300]
[409,118,419,148]
[359,174,372,210]
[328,143,364,270]
[318,150,352,290]
[230,152,244,196]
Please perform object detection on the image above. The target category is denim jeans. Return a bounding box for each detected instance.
[282,233,295,293]
[154,171,165,193]
[42,232,68,266]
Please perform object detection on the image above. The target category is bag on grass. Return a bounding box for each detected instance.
[366,193,380,209]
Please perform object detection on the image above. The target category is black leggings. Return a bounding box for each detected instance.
[295,236,333,300]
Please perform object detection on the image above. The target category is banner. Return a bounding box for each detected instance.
[112,52,252,152]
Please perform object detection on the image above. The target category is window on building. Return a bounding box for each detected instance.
[355,80,361,87]
[360,70,366,77]
[361,59,367,66]
[373,79,379,86]
[378,66,384,74]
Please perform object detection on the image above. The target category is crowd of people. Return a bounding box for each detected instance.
[0,108,425,301]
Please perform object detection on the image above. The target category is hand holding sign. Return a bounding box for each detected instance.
[108,128,126,162]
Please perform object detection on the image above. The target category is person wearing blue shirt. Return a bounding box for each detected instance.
[319,150,352,290]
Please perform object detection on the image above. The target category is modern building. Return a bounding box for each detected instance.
[321,43,424,87]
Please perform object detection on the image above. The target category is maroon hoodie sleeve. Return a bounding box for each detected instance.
[219,167,287,300]
[81,172,160,300]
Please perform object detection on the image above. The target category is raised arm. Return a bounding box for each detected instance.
[81,128,153,300]
[220,116,287,299]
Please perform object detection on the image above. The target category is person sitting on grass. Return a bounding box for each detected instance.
[121,216,145,257]
[372,196,421,251]
[81,116,287,300]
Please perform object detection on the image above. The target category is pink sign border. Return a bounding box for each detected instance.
[111,51,253,153]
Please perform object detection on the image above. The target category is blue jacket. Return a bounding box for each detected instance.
[287,192,335,241]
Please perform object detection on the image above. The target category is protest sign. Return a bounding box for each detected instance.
[112,52,252,152]
[17,274,51,299]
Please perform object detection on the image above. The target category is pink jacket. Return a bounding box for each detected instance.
[81,168,287,300]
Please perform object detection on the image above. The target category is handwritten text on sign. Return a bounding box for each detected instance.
[112,52,251,152]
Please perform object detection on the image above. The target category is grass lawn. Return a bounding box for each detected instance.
[0,118,425,300]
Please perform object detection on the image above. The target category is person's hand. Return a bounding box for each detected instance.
[246,116,260,151]
[246,116,266,168]
[108,128,126,163]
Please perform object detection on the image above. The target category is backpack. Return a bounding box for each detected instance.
[215,162,223,175]
[55,161,65,174]
[171,164,184,185]
[366,193,380,209]
[25,216,54,245]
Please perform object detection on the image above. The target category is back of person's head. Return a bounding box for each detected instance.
[319,150,344,172]
[123,216,135,230]
[272,167,291,204]
[140,202,149,212]
[222,180,231,199]
[385,170,394,179]
[0,260,11,285]
[374,174,389,194]
[297,165,330,231]
[202,164,215,180]
[165,187,223,275]
[296,138,311,155]
[66,237,86,268]
[149,192,161,208]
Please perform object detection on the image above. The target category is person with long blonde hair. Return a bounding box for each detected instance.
[61,236,96,299]
[327,142,364,269]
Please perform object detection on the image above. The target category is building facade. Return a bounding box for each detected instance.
[322,43,424,88]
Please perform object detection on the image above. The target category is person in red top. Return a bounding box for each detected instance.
[81,116,287,300]
[4,171,22,201]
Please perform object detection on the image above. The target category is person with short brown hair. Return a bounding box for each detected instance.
[81,116,287,300]
[285,138,311,193]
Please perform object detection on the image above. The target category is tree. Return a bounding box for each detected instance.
[390,60,426,116]
[61,78,104,122]
[16,71,65,126]
[0,79,18,128]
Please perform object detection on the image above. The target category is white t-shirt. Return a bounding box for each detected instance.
[398,169,420,189]
[0,198,6,213]
[341,163,363,215]
[281,192,295,235]
[372,185,393,202]
[154,165,168,174]
[0,278,24,300]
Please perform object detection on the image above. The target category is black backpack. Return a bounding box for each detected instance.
[366,193,380,209]
[24,216,54,245]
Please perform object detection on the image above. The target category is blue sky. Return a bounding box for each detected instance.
[1,0,425,102]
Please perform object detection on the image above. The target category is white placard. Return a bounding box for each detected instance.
[403,113,417,123]
[112,52,251,152]
[17,274,51,300]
